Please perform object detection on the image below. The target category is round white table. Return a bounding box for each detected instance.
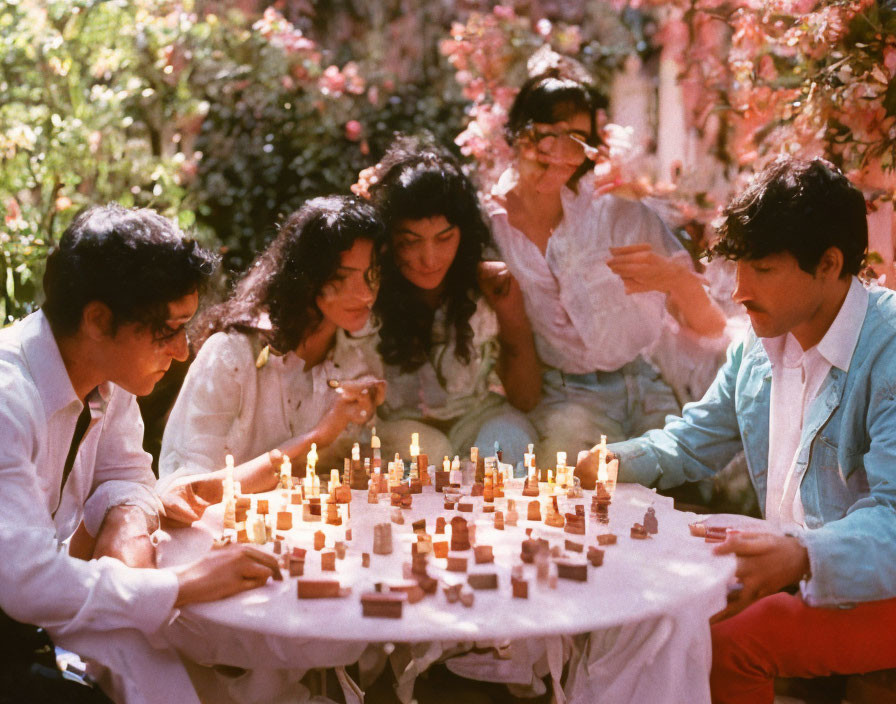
[158,482,737,703]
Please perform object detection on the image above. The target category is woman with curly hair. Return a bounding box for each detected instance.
[366,135,540,466]
[157,196,385,517]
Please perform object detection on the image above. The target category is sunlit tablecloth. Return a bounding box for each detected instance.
[157,483,737,703]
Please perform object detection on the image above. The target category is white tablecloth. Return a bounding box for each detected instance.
[157,483,736,703]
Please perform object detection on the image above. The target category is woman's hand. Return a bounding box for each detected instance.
[478,261,528,331]
[606,244,690,295]
[316,376,386,445]
[160,477,214,529]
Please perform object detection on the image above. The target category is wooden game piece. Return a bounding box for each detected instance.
[493,511,504,530]
[467,573,498,590]
[446,556,468,572]
[297,579,342,599]
[362,552,371,568]
[389,581,424,604]
[334,541,347,559]
[460,588,475,607]
[564,513,586,535]
[361,591,405,619]
[373,523,393,555]
[630,523,649,539]
[321,550,336,571]
[288,555,305,577]
[564,539,584,553]
[556,561,588,582]
[256,499,269,514]
[457,502,474,513]
[643,507,658,534]
[412,518,427,534]
[433,541,449,558]
[473,545,494,564]
[444,583,461,604]
[314,530,326,550]
[527,500,542,521]
[587,546,604,567]
[450,517,471,551]
[511,576,529,599]
[435,516,446,534]
[596,533,618,546]
[276,511,293,531]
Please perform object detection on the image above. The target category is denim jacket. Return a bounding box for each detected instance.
[614,286,896,606]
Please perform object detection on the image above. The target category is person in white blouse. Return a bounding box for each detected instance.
[361,136,541,466]
[0,204,281,704]
[485,71,727,461]
[158,196,385,518]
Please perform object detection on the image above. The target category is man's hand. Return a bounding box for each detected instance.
[92,505,156,568]
[574,447,618,490]
[606,244,690,295]
[711,532,810,623]
[173,544,283,606]
[161,478,213,529]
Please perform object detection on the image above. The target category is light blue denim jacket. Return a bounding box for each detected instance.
[613,286,896,606]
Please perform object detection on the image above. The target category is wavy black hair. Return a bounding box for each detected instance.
[43,203,217,338]
[711,157,867,277]
[192,195,383,353]
[505,71,608,185]
[368,135,491,372]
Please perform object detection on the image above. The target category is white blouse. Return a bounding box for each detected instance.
[159,323,382,482]
[486,171,687,374]
[380,296,500,423]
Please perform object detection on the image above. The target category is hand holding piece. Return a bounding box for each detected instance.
[710,531,810,623]
[574,446,618,490]
[606,244,690,295]
[160,476,214,529]
[173,543,282,607]
[319,375,386,443]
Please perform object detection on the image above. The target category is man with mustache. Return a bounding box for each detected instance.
[577,157,896,703]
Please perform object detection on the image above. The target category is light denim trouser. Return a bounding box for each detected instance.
[376,392,537,469]
[529,357,681,463]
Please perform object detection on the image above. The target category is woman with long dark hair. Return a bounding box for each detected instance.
[158,196,385,511]
[485,70,726,462]
[364,135,540,466]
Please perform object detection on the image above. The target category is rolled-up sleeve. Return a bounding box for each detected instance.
[83,391,161,535]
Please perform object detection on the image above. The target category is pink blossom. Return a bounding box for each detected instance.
[884,46,896,79]
[493,6,515,20]
[535,19,552,38]
[344,120,363,142]
[4,198,22,228]
[319,65,345,96]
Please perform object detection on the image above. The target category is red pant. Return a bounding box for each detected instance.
[710,592,896,704]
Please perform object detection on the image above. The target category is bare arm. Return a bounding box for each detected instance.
[161,377,385,525]
[479,262,542,412]
[606,244,727,339]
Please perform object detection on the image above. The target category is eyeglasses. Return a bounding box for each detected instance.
[524,124,593,162]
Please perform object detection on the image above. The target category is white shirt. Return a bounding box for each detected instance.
[159,323,382,482]
[381,296,500,423]
[0,311,177,638]
[486,171,689,373]
[763,277,868,528]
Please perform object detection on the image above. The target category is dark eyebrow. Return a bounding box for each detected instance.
[397,223,457,238]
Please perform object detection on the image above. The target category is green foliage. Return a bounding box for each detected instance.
[0,0,203,323]
[0,1,469,318]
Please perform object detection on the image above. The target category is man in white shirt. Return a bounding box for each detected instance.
[577,158,896,702]
[0,204,281,704]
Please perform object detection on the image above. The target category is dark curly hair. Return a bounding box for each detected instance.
[192,195,383,353]
[505,71,607,186]
[368,135,491,373]
[711,157,867,277]
[43,203,217,338]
